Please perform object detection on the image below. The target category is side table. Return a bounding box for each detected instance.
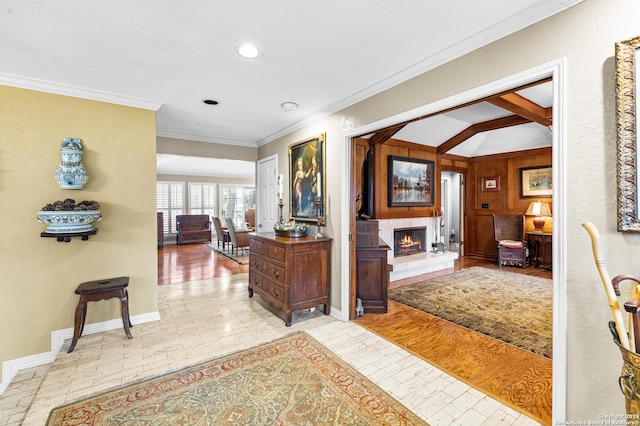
[68,276,133,353]
[527,232,553,270]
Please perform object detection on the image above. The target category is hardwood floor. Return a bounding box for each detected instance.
[158,242,248,285]
[358,256,553,425]
[158,244,551,425]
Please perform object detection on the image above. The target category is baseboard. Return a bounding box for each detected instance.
[0,311,161,395]
[329,307,346,322]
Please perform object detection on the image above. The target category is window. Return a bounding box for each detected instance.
[220,185,255,228]
[156,181,185,234]
[188,183,216,219]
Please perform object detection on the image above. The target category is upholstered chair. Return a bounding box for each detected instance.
[212,217,228,250]
[225,217,251,256]
[492,215,527,268]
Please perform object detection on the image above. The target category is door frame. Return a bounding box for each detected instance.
[256,154,279,233]
[341,58,567,422]
[440,170,465,255]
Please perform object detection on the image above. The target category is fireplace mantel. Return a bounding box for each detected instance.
[377,217,458,281]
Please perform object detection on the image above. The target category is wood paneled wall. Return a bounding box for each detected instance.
[355,137,441,219]
[353,138,551,260]
[468,147,552,259]
[376,139,439,219]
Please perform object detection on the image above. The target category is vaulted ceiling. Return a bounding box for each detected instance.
[362,78,553,158]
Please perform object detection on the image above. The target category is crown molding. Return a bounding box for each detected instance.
[256,0,583,147]
[0,73,163,111]
[156,129,258,147]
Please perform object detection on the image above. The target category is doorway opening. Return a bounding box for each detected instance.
[344,59,567,422]
[441,171,463,255]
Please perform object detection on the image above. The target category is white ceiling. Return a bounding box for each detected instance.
[0,1,576,176]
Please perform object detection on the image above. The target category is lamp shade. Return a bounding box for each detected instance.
[525,201,551,217]
[525,201,551,232]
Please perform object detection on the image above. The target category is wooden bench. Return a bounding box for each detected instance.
[176,214,211,245]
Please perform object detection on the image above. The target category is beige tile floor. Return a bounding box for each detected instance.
[0,273,540,425]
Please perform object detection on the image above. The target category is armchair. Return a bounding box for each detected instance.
[493,215,527,268]
[176,215,211,245]
[225,217,251,256]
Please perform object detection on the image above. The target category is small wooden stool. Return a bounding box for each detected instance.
[68,276,133,353]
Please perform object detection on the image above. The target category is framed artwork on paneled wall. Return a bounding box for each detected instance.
[482,176,500,192]
[520,166,552,198]
[387,155,434,207]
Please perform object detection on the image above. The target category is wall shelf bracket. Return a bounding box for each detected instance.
[40,229,98,242]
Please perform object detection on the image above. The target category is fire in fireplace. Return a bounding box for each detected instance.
[394,226,427,257]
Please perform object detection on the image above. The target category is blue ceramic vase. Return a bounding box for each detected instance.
[54,137,89,189]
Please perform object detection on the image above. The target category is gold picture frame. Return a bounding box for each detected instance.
[616,35,640,232]
[289,133,326,222]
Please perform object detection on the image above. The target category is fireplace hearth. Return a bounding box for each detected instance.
[394,227,426,257]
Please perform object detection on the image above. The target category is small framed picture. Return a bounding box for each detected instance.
[482,176,500,192]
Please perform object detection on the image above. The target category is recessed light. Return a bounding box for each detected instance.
[237,44,260,59]
[203,99,219,105]
[281,102,299,111]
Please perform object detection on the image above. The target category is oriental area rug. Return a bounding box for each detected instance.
[205,242,249,264]
[389,266,552,359]
[47,332,427,425]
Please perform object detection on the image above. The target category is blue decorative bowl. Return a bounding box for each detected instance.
[37,210,102,233]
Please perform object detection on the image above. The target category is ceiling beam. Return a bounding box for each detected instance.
[487,92,552,126]
[368,123,407,146]
[437,115,532,154]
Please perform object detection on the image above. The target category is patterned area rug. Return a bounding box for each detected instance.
[47,333,427,425]
[205,242,249,264]
[389,266,552,358]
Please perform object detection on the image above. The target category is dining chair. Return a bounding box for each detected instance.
[212,217,228,250]
[225,217,251,256]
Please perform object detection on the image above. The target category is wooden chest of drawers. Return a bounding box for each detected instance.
[248,232,331,326]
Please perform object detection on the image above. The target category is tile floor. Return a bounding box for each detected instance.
[0,273,539,425]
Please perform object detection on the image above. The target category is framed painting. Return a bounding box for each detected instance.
[520,166,552,198]
[482,176,500,192]
[289,133,325,222]
[616,35,640,231]
[388,155,434,207]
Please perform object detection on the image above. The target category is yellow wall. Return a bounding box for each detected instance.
[0,85,158,384]
[157,136,257,162]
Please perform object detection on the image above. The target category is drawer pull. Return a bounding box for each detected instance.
[271,269,280,278]
[252,260,260,268]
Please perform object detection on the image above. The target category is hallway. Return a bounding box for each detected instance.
[1,244,543,425]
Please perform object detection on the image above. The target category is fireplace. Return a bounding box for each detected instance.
[394,227,427,257]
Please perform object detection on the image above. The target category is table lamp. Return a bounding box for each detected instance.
[525,201,552,232]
